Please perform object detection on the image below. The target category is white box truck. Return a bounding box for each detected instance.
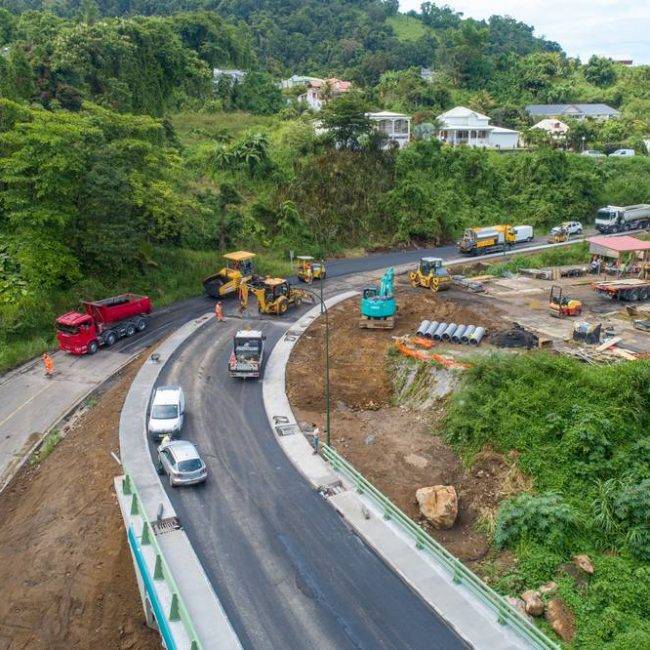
[513,225,534,243]
[595,204,650,234]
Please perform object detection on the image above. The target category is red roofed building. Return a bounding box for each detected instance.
[298,77,352,111]
[589,235,650,277]
[588,236,650,257]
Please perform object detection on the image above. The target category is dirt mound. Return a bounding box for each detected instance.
[0,355,159,649]
[287,287,501,411]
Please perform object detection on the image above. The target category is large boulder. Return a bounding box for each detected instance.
[545,599,575,642]
[573,554,594,575]
[521,590,544,617]
[505,596,531,621]
[538,581,558,595]
[416,485,458,529]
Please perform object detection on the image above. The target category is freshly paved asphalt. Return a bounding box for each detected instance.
[152,318,467,650]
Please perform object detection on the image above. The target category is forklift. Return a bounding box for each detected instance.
[549,285,582,318]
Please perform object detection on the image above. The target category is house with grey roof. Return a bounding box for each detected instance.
[525,104,620,120]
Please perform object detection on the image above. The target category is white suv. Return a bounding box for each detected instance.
[552,221,583,236]
[148,385,185,440]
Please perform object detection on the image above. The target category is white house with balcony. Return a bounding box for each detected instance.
[367,111,411,149]
[436,106,520,150]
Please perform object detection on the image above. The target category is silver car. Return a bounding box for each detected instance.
[156,440,207,487]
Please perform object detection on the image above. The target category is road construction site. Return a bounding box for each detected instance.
[1,227,648,649]
[287,260,650,577]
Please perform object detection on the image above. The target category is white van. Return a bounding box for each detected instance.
[149,385,185,440]
[609,149,635,157]
[513,225,534,243]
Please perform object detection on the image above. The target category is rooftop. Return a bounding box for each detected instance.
[588,235,650,252]
[366,111,410,119]
[526,103,620,117]
[438,106,489,120]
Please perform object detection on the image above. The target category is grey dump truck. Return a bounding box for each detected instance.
[595,204,650,234]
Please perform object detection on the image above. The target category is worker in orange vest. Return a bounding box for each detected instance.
[214,301,224,322]
[42,352,54,377]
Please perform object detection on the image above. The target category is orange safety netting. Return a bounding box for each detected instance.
[394,339,470,369]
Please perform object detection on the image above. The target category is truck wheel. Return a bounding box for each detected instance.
[88,341,99,355]
[105,332,117,347]
[204,278,223,299]
[628,290,639,302]
[136,318,147,331]
[126,323,136,337]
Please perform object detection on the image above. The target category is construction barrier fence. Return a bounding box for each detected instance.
[121,474,201,650]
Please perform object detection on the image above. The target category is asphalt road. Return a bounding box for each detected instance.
[115,228,588,355]
[151,319,467,650]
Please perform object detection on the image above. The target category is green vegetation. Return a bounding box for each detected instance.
[29,429,61,465]
[485,242,591,276]
[444,353,650,646]
[386,14,427,42]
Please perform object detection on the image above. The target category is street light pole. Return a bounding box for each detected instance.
[301,285,331,447]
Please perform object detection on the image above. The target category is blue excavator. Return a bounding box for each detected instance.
[359,267,396,329]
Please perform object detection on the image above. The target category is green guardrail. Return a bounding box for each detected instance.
[320,444,559,650]
[121,474,202,650]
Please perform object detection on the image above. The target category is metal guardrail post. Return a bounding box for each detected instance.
[319,444,558,650]
[122,473,203,649]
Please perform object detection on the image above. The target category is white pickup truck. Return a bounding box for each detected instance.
[228,330,265,379]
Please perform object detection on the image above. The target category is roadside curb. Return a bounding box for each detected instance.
[118,312,241,650]
[262,293,537,650]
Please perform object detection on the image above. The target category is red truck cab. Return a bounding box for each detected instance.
[56,294,152,355]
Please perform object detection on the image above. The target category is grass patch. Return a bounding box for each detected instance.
[483,241,591,276]
[386,14,428,41]
[171,111,279,146]
[30,429,61,466]
[443,351,650,646]
[0,336,53,375]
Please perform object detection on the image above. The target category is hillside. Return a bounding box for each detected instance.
[0,1,649,368]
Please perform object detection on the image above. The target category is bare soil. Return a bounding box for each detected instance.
[0,354,159,650]
[287,287,517,564]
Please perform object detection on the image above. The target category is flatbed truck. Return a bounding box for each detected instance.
[592,279,650,302]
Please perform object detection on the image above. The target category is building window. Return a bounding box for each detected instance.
[393,119,408,135]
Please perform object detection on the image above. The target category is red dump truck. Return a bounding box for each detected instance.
[56,294,152,355]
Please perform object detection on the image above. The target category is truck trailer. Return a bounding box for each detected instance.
[56,293,152,355]
[592,279,650,302]
[458,225,514,255]
[595,204,650,234]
